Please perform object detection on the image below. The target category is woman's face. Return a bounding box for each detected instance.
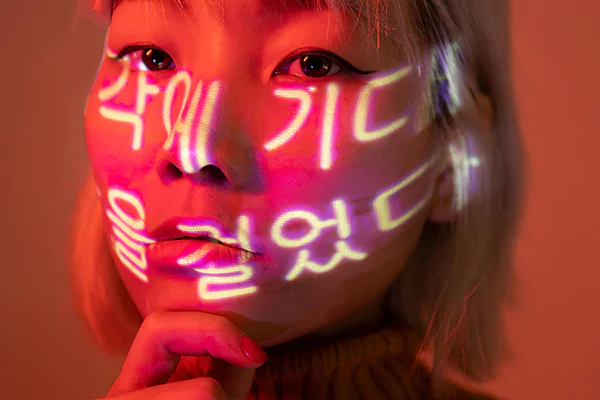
[85,0,440,346]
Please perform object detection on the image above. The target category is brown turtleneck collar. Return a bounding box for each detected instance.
[171,325,498,399]
[247,326,498,400]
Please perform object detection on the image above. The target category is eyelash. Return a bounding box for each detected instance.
[113,45,373,78]
[272,47,374,78]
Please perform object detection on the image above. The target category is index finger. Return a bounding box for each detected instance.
[108,311,267,396]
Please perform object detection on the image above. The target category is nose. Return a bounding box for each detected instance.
[154,78,253,189]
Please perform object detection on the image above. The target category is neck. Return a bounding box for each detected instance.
[267,294,390,354]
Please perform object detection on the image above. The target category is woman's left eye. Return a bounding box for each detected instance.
[117,47,176,72]
[273,49,370,79]
[288,54,341,78]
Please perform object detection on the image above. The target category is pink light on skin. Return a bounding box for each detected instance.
[271,199,366,281]
[175,246,257,301]
[319,83,340,170]
[264,88,312,151]
[177,215,253,253]
[162,72,222,174]
[285,240,367,281]
[163,73,204,173]
[264,83,339,170]
[98,107,143,149]
[195,264,257,300]
[354,65,412,142]
[162,71,192,144]
[98,53,129,101]
[372,156,435,232]
[271,199,352,248]
[105,188,155,283]
[136,73,160,115]
[98,51,160,150]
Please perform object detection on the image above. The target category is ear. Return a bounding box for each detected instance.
[428,156,458,223]
[428,91,493,223]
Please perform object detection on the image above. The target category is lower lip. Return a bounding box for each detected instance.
[146,239,260,273]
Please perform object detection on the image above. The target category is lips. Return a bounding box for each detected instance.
[147,216,257,252]
[146,238,259,273]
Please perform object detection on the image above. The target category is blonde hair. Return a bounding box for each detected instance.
[70,0,524,394]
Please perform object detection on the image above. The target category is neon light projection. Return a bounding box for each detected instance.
[373,158,434,232]
[264,66,415,170]
[264,88,312,151]
[176,216,258,300]
[162,71,222,173]
[354,66,412,142]
[98,53,160,150]
[97,44,477,302]
[270,199,366,281]
[105,188,155,283]
[178,216,253,252]
[103,156,436,294]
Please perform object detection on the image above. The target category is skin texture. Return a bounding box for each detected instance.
[85,0,455,362]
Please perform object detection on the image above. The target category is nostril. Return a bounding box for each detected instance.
[197,165,228,185]
[163,162,183,182]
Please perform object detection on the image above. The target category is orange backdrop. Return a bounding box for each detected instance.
[0,0,597,398]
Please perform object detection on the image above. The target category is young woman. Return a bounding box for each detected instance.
[70,0,524,398]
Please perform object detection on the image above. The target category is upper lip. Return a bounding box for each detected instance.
[146,217,257,254]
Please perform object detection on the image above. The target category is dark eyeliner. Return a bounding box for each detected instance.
[114,43,166,60]
[272,47,376,77]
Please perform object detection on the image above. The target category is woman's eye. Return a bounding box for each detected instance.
[273,50,370,79]
[119,47,175,72]
[290,54,341,78]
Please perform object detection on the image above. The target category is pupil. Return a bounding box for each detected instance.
[142,49,170,71]
[300,55,331,78]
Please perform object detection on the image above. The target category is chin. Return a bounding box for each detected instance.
[137,284,306,347]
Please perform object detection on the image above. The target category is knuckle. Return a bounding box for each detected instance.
[139,311,167,337]
[210,314,235,333]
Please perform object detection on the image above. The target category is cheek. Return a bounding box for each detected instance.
[84,74,168,189]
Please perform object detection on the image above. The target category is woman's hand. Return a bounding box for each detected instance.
[97,311,267,400]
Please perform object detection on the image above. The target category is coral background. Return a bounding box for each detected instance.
[0,0,597,398]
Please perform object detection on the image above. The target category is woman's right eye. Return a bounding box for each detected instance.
[118,47,176,72]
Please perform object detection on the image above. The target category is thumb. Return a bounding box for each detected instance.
[206,358,257,400]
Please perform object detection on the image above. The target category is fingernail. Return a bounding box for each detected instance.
[240,334,267,364]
